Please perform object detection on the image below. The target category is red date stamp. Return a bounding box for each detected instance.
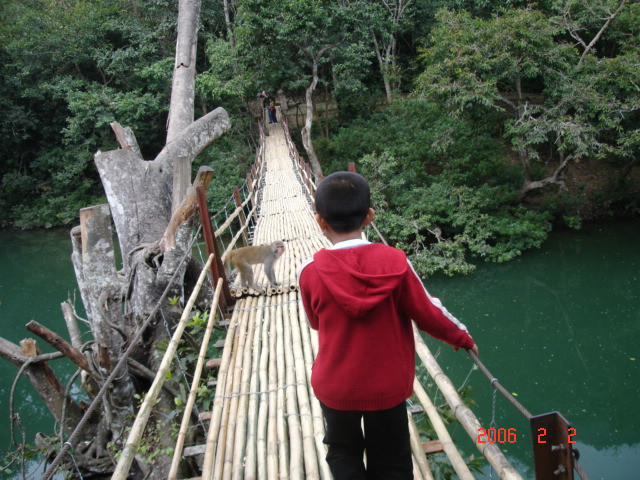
[477,427,577,444]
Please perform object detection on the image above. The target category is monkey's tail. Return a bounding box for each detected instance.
[223,256,231,279]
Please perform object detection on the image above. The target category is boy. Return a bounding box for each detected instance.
[298,171,478,480]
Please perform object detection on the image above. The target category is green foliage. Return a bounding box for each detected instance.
[0,0,637,268]
[1,442,50,477]
[0,0,176,228]
[0,0,254,228]
[318,99,551,275]
[415,4,639,217]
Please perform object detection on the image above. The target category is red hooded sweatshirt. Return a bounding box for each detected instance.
[298,240,474,411]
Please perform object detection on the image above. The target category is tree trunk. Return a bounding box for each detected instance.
[73,204,136,439]
[372,34,393,104]
[222,0,236,48]
[299,42,340,180]
[167,0,202,219]
[167,0,201,145]
[301,56,324,179]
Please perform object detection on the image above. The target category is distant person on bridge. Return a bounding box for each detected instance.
[298,171,478,480]
[259,90,277,124]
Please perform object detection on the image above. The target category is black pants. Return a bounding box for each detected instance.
[320,401,413,480]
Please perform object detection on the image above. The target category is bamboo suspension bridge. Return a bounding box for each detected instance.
[124,116,524,480]
[39,111,590,480]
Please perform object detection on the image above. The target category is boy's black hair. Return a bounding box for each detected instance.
[315,171,371,233]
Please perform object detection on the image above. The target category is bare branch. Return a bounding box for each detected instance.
[578,0,628,66]
[161,166,214,251]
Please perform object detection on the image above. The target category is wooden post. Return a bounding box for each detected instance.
[304,162,313,192]
[78,204,126,371]
[196,186,232,310]
[247,173,259,223]
[347,161,356,172]
[234,186,250,246]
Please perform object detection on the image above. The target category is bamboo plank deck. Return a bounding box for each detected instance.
[200,123,333,480]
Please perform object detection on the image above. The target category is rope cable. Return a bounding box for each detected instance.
[467,350,593,480]
[467,350,533,420]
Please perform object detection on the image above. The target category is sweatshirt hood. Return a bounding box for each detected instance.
[311,243,408,318]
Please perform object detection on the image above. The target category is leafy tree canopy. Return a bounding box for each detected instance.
[0,0,637,274]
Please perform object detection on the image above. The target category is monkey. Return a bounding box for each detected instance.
[224,241,285,290]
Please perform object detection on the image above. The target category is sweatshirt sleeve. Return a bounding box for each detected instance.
[399,260,474,350]
[298,262,319,330]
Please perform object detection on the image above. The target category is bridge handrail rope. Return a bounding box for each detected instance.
[220,203,258,264]
[40,229,203,480]
[282,116,317,198]
[415,328,524,480]
[467,350,592,480]
[111,253,218,480]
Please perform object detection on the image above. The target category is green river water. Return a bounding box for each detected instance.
[1,221,639,479]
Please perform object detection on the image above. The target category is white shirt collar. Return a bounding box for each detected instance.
[330,238,371,250]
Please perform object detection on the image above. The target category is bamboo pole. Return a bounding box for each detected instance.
[267,301,279,480]
[281,297,303,479]
[215,296,254,479]
[244,296,266,479]
[201,303,242,479]
[412,377,475,480]
[273,298,290,478]
[287,291,321,479]
[256,302,271,479]
[213,194,252,237]
[168,278,224,480]
[233,186,250,247]
[112,254,215,480]
[413,325,523,480]
[407,410,435,480]
[295,293,330,479]
[220,204,256,263]
[228,296,258,480]
[412,455,425,480]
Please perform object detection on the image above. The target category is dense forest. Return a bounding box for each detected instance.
[1,0,638,275]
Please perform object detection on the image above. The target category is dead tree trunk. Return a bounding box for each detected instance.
[301,57,323,180]
[0,1,231,479]
[299,42,341,180]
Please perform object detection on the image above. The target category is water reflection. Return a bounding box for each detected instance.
[424,221,640,479]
